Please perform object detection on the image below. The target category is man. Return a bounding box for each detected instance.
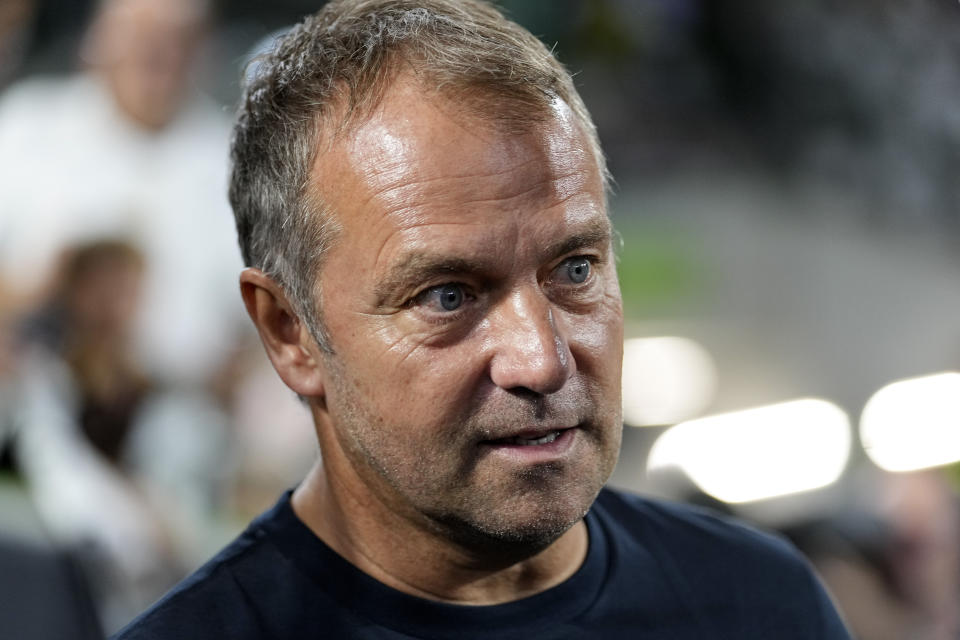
[115,1,851,637]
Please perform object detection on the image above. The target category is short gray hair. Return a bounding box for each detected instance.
[229,0,606,352]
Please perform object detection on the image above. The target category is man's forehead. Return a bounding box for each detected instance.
[313,79,602,221]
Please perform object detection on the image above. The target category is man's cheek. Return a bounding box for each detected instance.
[363,319,467,365]
[568,309,621,360]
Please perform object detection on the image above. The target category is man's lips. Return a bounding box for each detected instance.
[480,426,577,447]
[477,427,579,463]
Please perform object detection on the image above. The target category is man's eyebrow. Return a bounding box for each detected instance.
[374,254,485,305]
[543,218,613,259]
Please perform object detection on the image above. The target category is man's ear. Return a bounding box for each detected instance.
[239,268,326,398]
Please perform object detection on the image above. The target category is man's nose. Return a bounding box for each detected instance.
[487,287,574,395]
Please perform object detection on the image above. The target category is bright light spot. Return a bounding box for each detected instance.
[621,336,717,427]
[648,398,851,503]
[860,372,960,473]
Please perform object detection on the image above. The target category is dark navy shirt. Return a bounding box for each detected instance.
[113,488,851,639]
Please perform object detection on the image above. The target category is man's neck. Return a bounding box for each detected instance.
[290,459,589,605]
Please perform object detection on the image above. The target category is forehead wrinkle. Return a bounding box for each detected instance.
[342,107,509,186]
[369,189,604,278]
[361,163,591,224]
[355,154,552,215]
[369,216,490,277]
[345,100,562,193]
[321,91,599,235]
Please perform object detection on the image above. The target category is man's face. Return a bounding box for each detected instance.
[312,81,623,548]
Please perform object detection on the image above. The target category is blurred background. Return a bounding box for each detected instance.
[0,0,958,638]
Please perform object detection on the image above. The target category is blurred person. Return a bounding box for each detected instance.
[785,514,915,640]
[115,1,850,638]
[13,240,175,629]
[12,239,228,632]
[880,470,960,640]
[790,473,960,640]
[0,0,244,385]
[19,240,151,460]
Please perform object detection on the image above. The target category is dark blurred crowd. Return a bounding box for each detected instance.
[0,0,958,638]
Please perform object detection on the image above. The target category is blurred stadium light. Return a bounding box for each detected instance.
[621,336,717,427]
[647,398,851,504]
[861,372,960,473]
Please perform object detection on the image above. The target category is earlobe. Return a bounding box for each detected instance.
[239,268,327,398]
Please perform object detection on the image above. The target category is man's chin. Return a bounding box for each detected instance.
[427,488,598,557]
[432,514,582,558]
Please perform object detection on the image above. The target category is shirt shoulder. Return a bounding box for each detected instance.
[597,488,821,569]
[591,488,851,639]
[110,492,365,640]
[109,525,272,640]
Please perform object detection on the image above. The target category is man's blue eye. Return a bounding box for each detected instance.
[566,258,590,284]
[436,284,463,311]
[414,284,467,313]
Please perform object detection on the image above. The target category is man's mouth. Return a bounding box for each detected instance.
[495,430,563,446]
[479,427,578,463]
[484,427,573,447]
